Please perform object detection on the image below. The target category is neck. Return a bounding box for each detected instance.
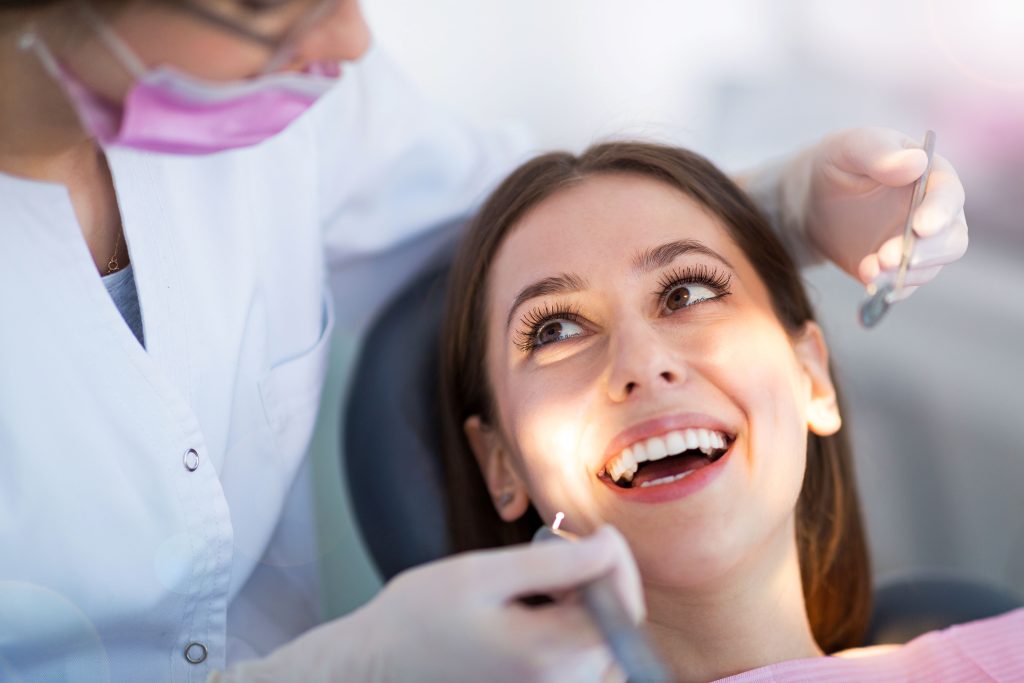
[0,14,125,274]
[644,519,822,683]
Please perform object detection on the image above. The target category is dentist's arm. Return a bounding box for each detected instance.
[210,526,641,683]
[741,126,969,300]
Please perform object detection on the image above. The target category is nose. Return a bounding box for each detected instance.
[606,321,686,403]
[304,0,372,63]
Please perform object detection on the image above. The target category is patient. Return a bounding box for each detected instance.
[437,142,1024,682]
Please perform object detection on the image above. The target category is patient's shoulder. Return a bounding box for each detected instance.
[928,606,1024,679]
[716,608,1024,683]
[838,606,1024,656]
[831,643,900,659]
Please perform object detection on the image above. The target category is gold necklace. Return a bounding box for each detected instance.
[105,230,122,275]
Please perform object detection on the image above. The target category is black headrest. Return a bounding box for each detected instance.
[866,572,1023,645]
[344,264,453,580]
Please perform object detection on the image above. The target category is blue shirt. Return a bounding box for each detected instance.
[102,263,145,347]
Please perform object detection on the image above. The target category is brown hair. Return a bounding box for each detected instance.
[438,141,871,652]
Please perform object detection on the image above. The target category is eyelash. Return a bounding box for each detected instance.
[654,264,733,306]
[513,303,586,354]
[514,264,733,354]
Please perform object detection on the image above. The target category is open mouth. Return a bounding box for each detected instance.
[599,428,733,489]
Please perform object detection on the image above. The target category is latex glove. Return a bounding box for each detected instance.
[210,525,642,683]
[773,127,969,300]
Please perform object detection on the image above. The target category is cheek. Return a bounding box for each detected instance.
[680,312,808,507]
[715,324,809,510]
[500,366,606,527]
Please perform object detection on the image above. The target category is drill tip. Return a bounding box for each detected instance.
[552,512,565,530]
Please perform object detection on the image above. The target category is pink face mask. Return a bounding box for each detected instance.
[21,13,341,155]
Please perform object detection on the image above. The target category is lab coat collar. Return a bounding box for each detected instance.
[1,152,208,459]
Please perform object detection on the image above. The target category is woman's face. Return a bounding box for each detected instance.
[466,173,840,588]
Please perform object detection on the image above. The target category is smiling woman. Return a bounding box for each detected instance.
[438,142,871,678]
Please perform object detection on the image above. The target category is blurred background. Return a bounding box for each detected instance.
[309,0,1024,619]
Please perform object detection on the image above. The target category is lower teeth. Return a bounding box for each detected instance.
[638,470,695,488]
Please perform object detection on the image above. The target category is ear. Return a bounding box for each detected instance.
[463,415,530,522]
[792,322,842,437]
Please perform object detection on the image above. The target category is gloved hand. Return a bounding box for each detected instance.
[763,127,969,301]
[210,525,642,683]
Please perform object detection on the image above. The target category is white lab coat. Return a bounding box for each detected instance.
[0,47,528,682]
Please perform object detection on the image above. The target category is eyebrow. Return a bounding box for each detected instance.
[631,239,734,274]
[504,239,734,331]
[505,273,588,330]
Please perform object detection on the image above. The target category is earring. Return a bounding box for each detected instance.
[497,490,514,507]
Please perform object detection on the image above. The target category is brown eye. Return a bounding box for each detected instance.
[662,283,718,313]
[535,319,584,347]
[665,285,692,311]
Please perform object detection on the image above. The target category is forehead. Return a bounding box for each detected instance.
[490,173,734,291]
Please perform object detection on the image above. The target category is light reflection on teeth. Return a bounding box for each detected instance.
[607,458,623,482]
[602,428,732,487]
[620,448,637,481]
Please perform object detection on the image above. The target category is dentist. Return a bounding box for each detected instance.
[0,0,968,681]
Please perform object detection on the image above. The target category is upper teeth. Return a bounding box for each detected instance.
[604,428,729,484]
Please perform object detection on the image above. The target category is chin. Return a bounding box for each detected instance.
[627,517,756,589]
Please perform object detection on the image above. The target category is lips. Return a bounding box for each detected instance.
[603,427,731,486]
[596,413,737,500]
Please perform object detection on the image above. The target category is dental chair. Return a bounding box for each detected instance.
[343,263,1024,647]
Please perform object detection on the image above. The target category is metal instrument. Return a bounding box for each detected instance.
[859,130,937,328]
[532,514,671,682]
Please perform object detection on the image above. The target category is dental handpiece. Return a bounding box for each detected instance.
[531,516,672,683]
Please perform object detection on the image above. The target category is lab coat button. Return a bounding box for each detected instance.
[183,448,200,472]
[184,641,208,664]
